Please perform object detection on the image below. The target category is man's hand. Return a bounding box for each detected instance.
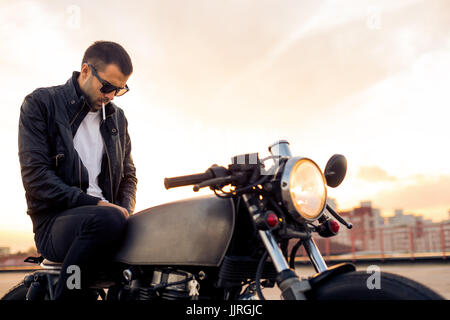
[97,200,129,218]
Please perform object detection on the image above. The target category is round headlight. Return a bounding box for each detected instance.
[280,157,327,221]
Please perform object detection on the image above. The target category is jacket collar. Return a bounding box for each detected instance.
[63,71,116,122]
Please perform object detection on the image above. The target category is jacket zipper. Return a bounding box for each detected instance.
[118,119,124,179]
[70,100,86,127]
[78,157,82,189]
[54,153,64,167]
[70,99,85,190]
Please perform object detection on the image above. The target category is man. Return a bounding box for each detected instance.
[18,41,138,300]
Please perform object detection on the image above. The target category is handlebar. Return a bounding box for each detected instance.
[164,165,231,190]
[164,172,214,189]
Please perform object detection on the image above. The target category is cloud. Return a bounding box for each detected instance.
[357,165,397,182]
[372,174,450,212]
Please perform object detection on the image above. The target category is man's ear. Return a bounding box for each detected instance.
[80,63,89,80]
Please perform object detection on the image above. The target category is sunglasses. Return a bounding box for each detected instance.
[88,64,129,97]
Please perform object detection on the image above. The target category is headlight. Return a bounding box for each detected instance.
[280,157,327,221]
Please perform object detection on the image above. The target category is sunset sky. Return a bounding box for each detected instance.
[1,0,449,252]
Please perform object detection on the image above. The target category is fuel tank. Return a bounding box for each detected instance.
[114,195,235,267]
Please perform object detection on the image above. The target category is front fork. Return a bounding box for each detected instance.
[242,194,328,300]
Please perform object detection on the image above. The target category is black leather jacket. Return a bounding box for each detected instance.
[18,72,137,231]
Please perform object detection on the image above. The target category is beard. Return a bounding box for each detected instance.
[86,97,101,112]
[85,79,107,112]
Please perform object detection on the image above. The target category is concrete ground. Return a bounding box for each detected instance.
[1,262,448,300]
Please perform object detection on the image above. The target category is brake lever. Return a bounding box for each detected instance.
[193,176,234,192]
[326,204,353,229]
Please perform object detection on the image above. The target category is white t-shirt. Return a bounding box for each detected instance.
[73,111,106,201]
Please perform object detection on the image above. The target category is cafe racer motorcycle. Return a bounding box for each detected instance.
[2,140,443,300]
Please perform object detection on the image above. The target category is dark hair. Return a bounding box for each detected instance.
[82,41,133,76]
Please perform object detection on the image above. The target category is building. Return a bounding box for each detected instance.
[335,201,384,253]
[308,201,449,258]
[388,209,417,226]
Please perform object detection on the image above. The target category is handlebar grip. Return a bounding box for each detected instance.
[164,172,214,189]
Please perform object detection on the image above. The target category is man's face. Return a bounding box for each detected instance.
[79,63,130,112]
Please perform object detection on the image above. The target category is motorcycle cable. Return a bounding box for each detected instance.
[152,276,194,291]
[268,197,287,222]
[212,174,271,198]
[289,239,303,270]
[255,250,269,300]
[213,187,234,199]
[151,275,198,300]
[267,197,310,269]
[212,156,286,198]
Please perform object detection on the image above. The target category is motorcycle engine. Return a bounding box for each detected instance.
[131,268,195,300]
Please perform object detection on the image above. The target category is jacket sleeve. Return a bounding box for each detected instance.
[116,115,138,214]
[18,94,101,210]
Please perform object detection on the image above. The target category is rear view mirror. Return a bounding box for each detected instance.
[324,154,347,188]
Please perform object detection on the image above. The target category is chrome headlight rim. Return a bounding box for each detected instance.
[280,157,327,222]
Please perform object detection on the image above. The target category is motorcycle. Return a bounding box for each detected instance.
[2,140,444,300]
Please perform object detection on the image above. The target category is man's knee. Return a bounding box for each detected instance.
[88,206,127,240]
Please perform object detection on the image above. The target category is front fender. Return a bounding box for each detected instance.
[308,263,356,288]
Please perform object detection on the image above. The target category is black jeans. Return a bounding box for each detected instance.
[33,205,127,300]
